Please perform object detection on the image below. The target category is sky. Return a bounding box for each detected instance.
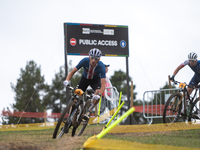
[1,0,200,112]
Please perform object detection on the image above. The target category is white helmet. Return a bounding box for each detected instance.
[188,52,198,61]
[89,48,102,58]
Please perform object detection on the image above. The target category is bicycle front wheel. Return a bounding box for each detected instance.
[163,92,183,123]
[77,101,91,136]
[53,101,76,139]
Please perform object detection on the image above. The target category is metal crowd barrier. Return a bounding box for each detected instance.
[143,88,200,124]
[143,88,179,125]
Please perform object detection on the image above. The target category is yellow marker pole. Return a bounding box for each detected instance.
[116,92,122,120]
[96,107,135,139]
[97,96,102,124]
[105,101,125,128]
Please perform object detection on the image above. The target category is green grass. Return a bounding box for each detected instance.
[0,125,200,149]
[104,129,200,148]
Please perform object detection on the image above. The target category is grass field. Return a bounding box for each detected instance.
[0,124,200,150]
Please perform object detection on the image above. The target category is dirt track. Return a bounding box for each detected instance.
[0,125,174,150]
[0,125,103,150]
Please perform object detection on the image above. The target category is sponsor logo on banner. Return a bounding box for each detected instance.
[82,28,114,35]
[103,29,114,35]
[82,28,90,34]
[82,28,103,34]
[120,40,126,48]
[70,38,76,46]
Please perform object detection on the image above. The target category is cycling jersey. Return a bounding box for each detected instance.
[76,57,106,79]
[181,60,200,86]
[182,60,200,75]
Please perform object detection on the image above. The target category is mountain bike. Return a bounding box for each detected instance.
[53,85,94,139]
[163,80,200,124]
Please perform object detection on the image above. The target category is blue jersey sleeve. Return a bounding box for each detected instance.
[76,57,88,70]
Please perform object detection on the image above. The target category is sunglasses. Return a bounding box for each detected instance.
[189,60,195,63]
[91,57,99,60]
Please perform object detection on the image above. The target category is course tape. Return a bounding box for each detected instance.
[83,122,200,150]
[1,121,200,132]
[108,122,200,133]
[0,107,118,131]
[0,122,55,131]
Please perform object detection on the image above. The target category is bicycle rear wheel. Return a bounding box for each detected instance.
[189,97,200,123]
[53,101,76,139]
[77,101,91,136]
[163,92,183,123]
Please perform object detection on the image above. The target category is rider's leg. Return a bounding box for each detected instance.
[83,77,102,119]
[187,74,198,96]
[188,75,200,115]
[88,99,99,112]
[84,89,101,119]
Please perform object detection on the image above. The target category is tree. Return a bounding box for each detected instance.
[42,60,83,117]
[110,69,137,99]
[109,70,140,124]
[42,66,66,116]
[2,60,48,124]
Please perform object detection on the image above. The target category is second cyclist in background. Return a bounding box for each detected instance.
[63,48,106,120]
[170,52,200,113]
[170,52,200,95]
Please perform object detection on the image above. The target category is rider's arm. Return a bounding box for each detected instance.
[65,67,78,81]
[99,78,106,95]
[172,64,185,76]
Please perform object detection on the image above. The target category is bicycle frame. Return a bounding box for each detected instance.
[174,81,200,121]
[163,80,200,124]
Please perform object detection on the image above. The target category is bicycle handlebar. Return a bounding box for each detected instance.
[62,81,94,98]
[172,80,200,89]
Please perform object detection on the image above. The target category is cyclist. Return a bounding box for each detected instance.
[170,52,200,96]
[63,48,106,120]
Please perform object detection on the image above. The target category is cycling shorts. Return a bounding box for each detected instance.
[77,75,101,92]
[189,74,200,86]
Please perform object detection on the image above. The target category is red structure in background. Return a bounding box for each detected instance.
[0,105,165,118]
[133,105,165,115]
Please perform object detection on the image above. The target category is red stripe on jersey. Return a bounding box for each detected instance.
[87,65,95,79]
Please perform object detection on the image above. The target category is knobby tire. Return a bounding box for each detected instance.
[52,101,76,139]
[77,101,91,136]
[163,92,183,123]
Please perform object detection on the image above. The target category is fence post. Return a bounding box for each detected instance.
[130,81,133,108]
[44,109,47,127]
[168,75,172,94]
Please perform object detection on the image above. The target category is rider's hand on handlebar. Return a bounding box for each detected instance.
[92,94,101,100]
[170,75,175,82]
[63,80,69,87]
